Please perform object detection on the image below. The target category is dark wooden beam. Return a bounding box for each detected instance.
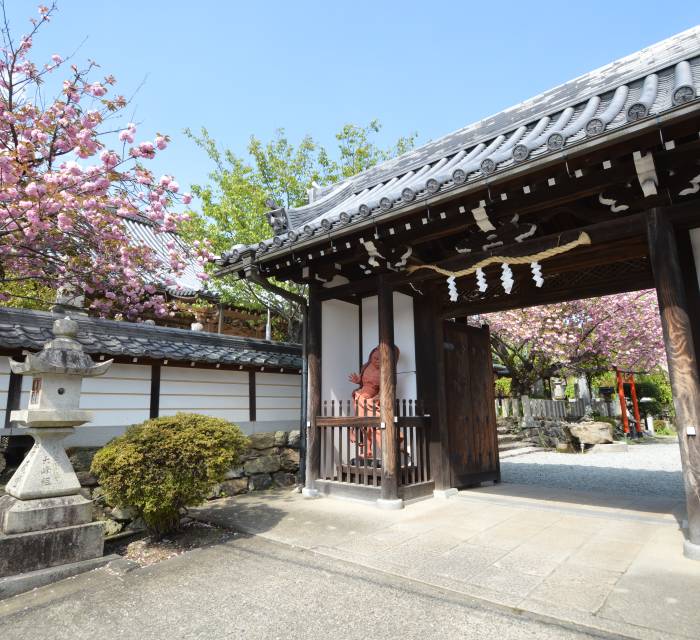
[646,207,700,555]
[248,370,257,422]
[378,275,399,504]
[442,260,653,318]
[4,371,22,429]
[407,213,647,286]
[149,364,161,419]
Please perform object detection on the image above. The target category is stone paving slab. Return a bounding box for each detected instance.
[192,486,700,640]
[0,534,601,640]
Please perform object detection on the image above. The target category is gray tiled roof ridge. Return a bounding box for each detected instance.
[220,26,700,266]
[0,307,301,367]
[296,26,700,206]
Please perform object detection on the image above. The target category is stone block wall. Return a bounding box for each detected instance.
[66,429,301,537]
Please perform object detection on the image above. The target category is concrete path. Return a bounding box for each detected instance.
[187,486,699,640]
[0,533,598,640]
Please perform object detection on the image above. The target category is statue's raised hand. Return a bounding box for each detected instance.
[348,372,361,384]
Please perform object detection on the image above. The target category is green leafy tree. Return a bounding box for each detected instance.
[181,122,416,341]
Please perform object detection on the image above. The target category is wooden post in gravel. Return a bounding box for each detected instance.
[647,208,700,559]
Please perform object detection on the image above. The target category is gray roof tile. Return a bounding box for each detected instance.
[219,27,700,267]
[0,308,301,370]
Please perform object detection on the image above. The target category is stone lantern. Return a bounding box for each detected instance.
[0,317,113,583]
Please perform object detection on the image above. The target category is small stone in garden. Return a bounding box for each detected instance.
[249,474,273,491]
[101,518,123,537]
[243,454,281,475]
[206,483,222,500]
[110,505,136,521]
[248,432,276,450]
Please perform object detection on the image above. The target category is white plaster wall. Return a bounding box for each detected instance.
[1,360,302,447]
[159,366,249,424]
[69,363,151,446]
[256,371,301,423]
[361,292,417,401]
[321,299,360,404]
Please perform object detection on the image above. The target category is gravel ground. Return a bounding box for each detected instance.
[501,440,685,498]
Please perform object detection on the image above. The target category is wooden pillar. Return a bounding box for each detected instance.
[248,370,257,422]
[378,276,400,505]
[413,284,449,490]
[303,285,322,495]
[4,371,22,429]
[415,290,451,491]
[149,364,161,419]
[647,208,700,556]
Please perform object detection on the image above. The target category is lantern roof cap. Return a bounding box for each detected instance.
[8,316,112,377]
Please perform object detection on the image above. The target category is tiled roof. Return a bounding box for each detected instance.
[0,308,301,370]
[219,27,700,268]
[123,217,211,298]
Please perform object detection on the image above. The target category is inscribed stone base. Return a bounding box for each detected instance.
[0,522,103,578]
[0,494,92,535]
[5,428,81,500]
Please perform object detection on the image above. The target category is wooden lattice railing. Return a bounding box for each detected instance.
[316,399,430,487]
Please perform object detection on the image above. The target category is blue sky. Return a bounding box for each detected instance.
[7,1,700,195]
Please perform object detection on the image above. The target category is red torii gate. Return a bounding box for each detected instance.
[615,368,643,436]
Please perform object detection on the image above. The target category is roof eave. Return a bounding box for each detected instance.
[217,100,700,277]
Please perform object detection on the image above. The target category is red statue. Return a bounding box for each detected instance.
[348,345,400,461]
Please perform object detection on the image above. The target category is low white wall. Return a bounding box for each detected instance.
[159,365,249,423]
[256,372,301,425]
[1,360,302,447]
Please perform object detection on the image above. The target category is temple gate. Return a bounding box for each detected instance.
[216,28,700,556]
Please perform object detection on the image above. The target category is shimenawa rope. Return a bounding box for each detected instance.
[405,232,591,278]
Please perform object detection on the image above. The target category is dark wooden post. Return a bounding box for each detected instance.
[414,290,451,492]
[378,276,400,506]
[4,371,22,429]
[248,370,257,422]
[647,208,700,557]
[303,284,322,496]
[149,364,161,419]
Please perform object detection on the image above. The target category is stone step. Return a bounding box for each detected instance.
[497,434,520,444]
[496,427,510,435]
[500,446,545,459]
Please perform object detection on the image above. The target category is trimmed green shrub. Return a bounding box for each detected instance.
[91,413,249,538]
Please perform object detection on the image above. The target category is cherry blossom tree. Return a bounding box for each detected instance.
[0,3,212,319]
[480,290,666,396]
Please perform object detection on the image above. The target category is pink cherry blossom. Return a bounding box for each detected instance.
[481,290,665,395]
[0,4,206,320]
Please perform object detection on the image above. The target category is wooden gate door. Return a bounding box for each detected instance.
[443,322,500,488]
